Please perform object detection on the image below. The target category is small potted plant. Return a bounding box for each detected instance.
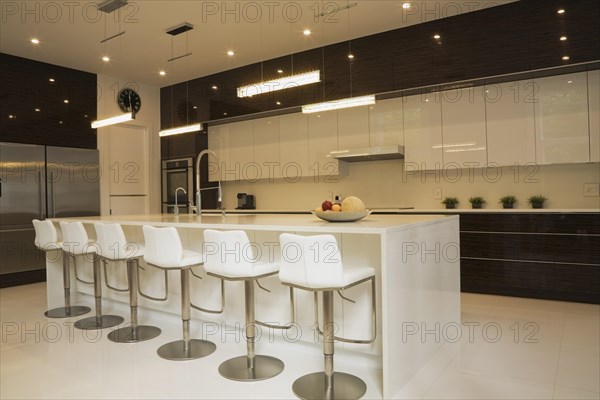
[528,195,547,209]
[468,196,486,209]
[441,197,459,209]
[499,195,517,209]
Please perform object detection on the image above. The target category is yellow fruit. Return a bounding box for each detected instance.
[331,204,342,212]
[315,207,323,212]
[341,196,366,211]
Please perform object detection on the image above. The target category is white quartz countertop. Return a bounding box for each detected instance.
[51,213,456,234]
[204,208,599,214]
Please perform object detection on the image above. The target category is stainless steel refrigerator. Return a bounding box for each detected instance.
[0,143,100,279]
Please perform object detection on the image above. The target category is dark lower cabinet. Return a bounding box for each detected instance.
[460,213,600,304]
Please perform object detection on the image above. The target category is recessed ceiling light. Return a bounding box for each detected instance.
[59,121,63,124]
[193,106,198,109]
[277,69,283,74]
[49,78,55,82]
[212,85,218,90]
[425,99,430,102]
[31,38,39,44]
[562,56,570,60]
[303,29,311,36]
[348,54,354,59]
[9,115,15,119]
[567,80,573,84]
[433,34,441,40]
[84,114,88,118]
[159,70,166,76]
[223,112,228,116]
[34,108,40,112]
[557,9,565,14]
[560,36,567,41]
[102,56,110,62]
[276,101,281,105]
[402,3,411,9]
[227,50,234,56]
[63,99,69,104]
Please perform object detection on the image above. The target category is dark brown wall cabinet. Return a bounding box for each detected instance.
[0,53,97,149]
[160,0,600,125]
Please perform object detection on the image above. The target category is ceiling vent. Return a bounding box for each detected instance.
[166,23,194,36]
[97,0,128,13]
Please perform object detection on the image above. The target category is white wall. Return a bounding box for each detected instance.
[96,75,161,215]
[219,161,600,210]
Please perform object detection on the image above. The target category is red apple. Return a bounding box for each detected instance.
[321,200,333,211]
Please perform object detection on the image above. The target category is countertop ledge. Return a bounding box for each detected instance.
[198,208,599,214]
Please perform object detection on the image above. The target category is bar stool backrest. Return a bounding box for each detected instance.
[32,219,60,250]
[60,221,94,255]
[142,225,183,268]
[279,233,344,289]
[203,229,253,276]
[94,222,140,261]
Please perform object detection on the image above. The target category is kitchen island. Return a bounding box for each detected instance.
[47,213,460,399]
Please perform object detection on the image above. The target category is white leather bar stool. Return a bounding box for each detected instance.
[59,221,124,330]
[142,225,216,360]
[203,229,284,381]
[33,219,91,318]
[94,222,161,343]
[279,233,377,400]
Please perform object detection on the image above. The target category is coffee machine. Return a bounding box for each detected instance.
[236,193,255,209]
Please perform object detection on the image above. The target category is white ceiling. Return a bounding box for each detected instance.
[1,0,516,87]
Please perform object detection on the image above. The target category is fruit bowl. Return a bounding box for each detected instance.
[311,209,371,222]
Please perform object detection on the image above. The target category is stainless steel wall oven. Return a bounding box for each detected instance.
[161,157,193,214]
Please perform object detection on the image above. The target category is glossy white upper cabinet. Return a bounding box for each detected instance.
[337,105,370,149]
[441,86,487,168]
[485,80,536,166]
[279,113,309,180]
[588,69,600,162]
[308,110,340,179]
[403,92,443,171]
[253,116,281,180]
[227,120,255,182]
[368,98,404,147]
[207,124,229,182]
[534,72,590,164]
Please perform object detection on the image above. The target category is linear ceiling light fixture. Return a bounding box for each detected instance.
[302,95,375,114]
[159,123,202,137]
[237,70,321,98]
[91,112,134,128]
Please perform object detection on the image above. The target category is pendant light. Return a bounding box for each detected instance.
[302,0,375,113]
[159,26,201,137]
[91,6,135,129]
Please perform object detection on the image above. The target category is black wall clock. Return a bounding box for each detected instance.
[117,88,141,114]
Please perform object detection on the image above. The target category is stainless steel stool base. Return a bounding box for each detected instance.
[157,339,216,361]
[292,372,367,400]
[74,315,124,330]
[218,355,284,381]
[44,306,91,319]
[107,325,161,343]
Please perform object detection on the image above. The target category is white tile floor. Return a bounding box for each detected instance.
[1,283,599,399]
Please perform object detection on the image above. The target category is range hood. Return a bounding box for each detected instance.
[329,145,404,162]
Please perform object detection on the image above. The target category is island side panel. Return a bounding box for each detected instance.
[381,216,461,399]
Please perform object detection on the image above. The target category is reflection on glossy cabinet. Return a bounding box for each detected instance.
[279,113,309,179]
[403,92,443,171]
[485,80,536,166]
[308,110,340,179]
[368,97,404,147]
[534,72,589,164]
[337,106,370,149]
[207,124,229,182]
[253,116,281,180]
[588,70,600,162]
[441,86,487,168]
[227,120,254,182]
